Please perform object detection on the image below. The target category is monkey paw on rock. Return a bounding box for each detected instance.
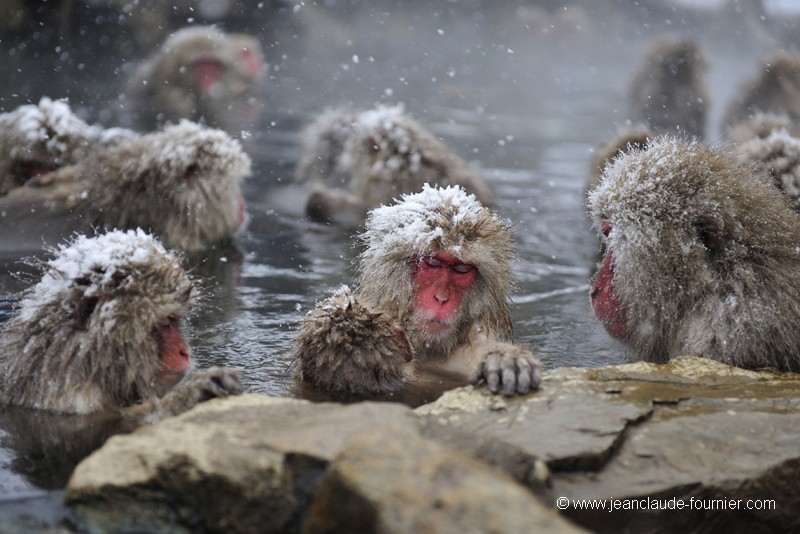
[469,342,542,397]
[293,286,414,397]
[155,367,243,419]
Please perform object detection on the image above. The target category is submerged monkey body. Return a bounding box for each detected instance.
[589,137,800,371]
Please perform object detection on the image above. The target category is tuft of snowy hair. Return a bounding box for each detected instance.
[361,184,488,259]
[18,229,169,323]
[5,97,102,159]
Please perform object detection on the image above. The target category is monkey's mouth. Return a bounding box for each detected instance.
[416,318,455,336]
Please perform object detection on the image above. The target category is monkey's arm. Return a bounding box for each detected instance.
[467,341,542,396]
[126,367,243,422]
[305,184,369,229]
[293,286,414,399]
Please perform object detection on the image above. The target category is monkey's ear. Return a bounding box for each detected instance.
[73,295,99,330]
[694,214,723,254]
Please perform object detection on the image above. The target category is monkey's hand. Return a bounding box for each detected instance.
[148,367,243,421]
[293,286,414,397]
[469,342,542,396]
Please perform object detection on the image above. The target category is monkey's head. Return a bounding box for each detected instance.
[345,105,432,206]
[296,107,358,186]
[588,137,800,361]
[653,38,706,81]
[358,184,514,357]
[727,112,799,145]
[2,229,195,413]
[0,97,101,195]
[90,120,251,252]
[294,286,414,397]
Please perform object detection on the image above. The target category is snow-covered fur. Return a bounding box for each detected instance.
[78,120,251,251]
[589,137,800,371]
[0,97,135,196]
[0,230,194,413]
[736,126,800,210]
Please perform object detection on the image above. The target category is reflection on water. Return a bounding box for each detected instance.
[0,0,785,518]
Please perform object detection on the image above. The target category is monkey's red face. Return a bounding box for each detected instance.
[591,222,629,339]
[413,253,477,335]
[153,316,191,386]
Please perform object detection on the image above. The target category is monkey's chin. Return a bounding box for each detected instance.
[416,320,455,337]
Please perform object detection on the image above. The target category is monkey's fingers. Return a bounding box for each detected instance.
[482,352,503,394]
[194,367,243,400]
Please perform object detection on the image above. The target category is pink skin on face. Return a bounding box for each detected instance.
[413,253,477,335]
[153,317,191,386]
[590,221,629,339]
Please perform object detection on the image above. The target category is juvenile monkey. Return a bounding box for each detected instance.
[298,105,493,228]
[123,25,267,135]
[628,37,709,138]
[589,137,800,371]
[294,184,540,404]
[0,97,135,197]
[721,51,800,135]
[0,229,242,419]
[0,119,250,252]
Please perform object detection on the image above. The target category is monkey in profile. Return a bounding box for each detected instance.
[297,105,494,229]
[628,37,709,138]
[293,184,540,405]
[589,136,800,371]
[0,229,242,420]
[123,25,267,135]
[721,51,800,135]
[0,97,135,197]
[0,119,251,252]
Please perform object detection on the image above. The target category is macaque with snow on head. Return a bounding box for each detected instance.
[0,229,242,419]
[0,97,136,197]
[293,184,540,405]
[297,105,494,229]
[721,51,800,136]
[0,118,250,252]
[588,136,800,371]
[627,37,709,138]
[123,25,267,136]
[732,114,800,211]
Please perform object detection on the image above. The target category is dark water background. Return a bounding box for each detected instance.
[0,0,794,525]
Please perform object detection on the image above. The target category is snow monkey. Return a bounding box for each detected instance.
[0,97,135,197]
[296,105,494,229]
[722,51,800,135]
[0,119,250,252]
[733,117,800,211]
[588,137,800,371]
[123,25,267,135]
[293,185,541,404]
[628,37,709,138]
[0,229,242,420]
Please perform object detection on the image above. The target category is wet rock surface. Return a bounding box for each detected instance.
[63,357,800,533]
